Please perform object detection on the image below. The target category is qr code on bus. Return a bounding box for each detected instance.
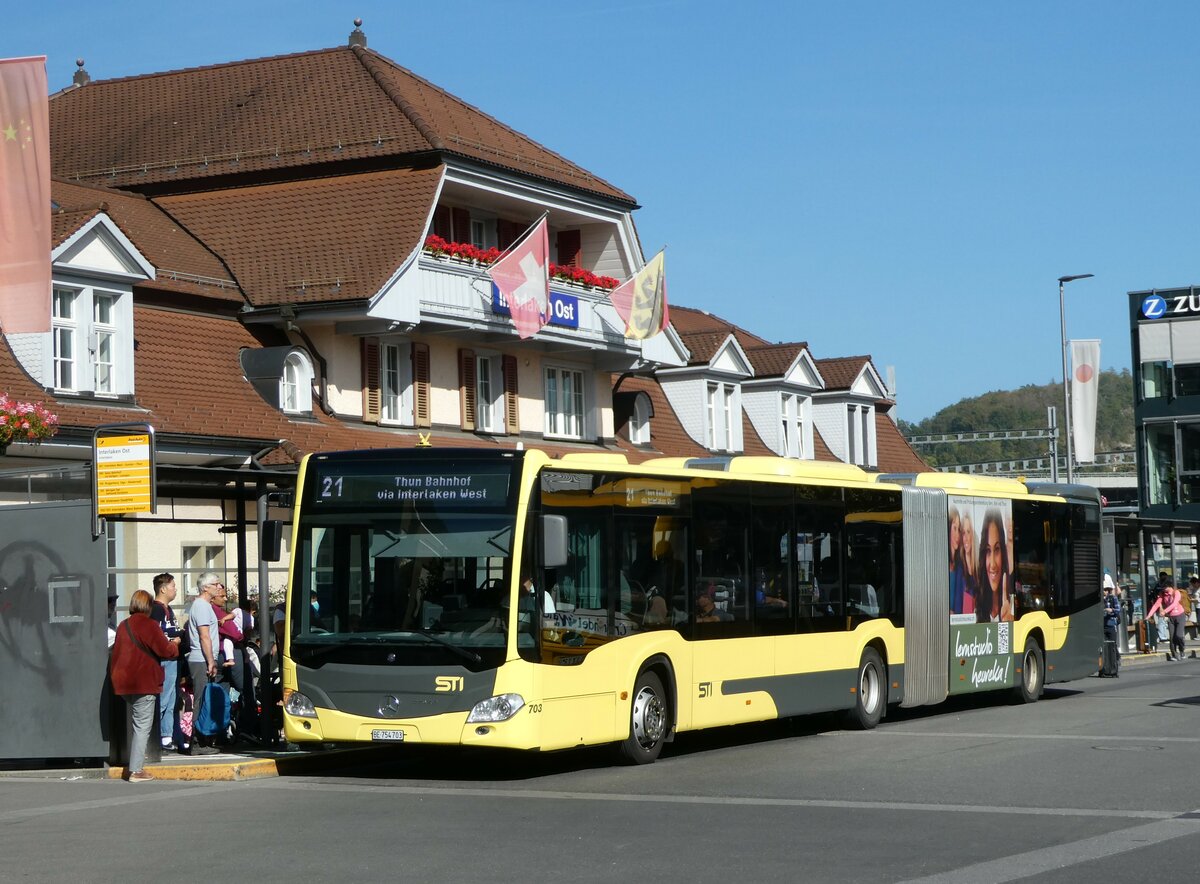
[997,622,1011,655]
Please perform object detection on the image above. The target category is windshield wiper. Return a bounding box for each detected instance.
[380,627,483,665]
[292,634,382,663]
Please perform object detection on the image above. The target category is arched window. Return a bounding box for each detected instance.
[629,392,653,445]
[280,350,314,414]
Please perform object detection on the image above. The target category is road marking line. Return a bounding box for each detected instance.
[258,780,1176,820]
[896,817,1200,883]
[869,730,1200,743]
[0,783,234,824]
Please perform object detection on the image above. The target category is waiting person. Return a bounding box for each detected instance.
[1147,581,1187,662]
[110,589,179,783]
[149,573,183,751]
[185,572,223,755]
[1101,583,1121,677]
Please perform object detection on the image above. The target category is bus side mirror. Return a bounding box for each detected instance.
[261,519,284,562]
[541,515,568,569]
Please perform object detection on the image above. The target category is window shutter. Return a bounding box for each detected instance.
[497,219,519,250]
[556,229,581,268]
[432,206,452,240]
[502,354,520,435]
[361,337,381,424]
[458,348,476,431]
[412,342,431,428]
[452,208,472,244]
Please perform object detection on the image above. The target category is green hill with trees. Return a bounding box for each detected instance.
[899,369,1134,469]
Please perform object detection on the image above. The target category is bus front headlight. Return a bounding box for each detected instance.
[284,690,318,718]
[466,693,526,722]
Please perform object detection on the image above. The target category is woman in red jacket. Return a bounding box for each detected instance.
[111,589,180,782]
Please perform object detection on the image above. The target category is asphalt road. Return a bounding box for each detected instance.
[4,657,1200,883]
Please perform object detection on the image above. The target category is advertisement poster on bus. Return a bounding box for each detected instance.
[948,495,1016,694]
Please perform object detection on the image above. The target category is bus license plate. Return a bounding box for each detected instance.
[371,729,405,742]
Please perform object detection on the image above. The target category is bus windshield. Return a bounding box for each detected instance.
[289,454,523,668]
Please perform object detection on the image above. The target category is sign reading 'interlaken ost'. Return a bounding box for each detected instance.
[95,434,154,515]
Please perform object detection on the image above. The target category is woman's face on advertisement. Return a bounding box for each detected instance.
[950,517,960,553]
[985,522,1004,592]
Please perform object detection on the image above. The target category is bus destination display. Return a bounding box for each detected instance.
[311,464,511,508]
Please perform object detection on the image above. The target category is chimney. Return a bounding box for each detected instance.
[72,58,90,87]
[348,18,367,48]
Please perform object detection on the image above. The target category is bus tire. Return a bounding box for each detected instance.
[1013,639,1044,704]
[618,670,668,764]
[844,648,885,730]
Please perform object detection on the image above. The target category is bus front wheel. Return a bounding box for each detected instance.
[1014,640,1044,704]
[844,648,885,730]
[618,670,668,764]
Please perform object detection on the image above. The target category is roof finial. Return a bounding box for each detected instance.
[348,17,366,48]
[72,58,90,87]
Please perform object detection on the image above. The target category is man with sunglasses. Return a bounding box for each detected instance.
[185,572,224,755]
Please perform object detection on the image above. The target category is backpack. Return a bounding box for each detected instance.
[194,682,231,736]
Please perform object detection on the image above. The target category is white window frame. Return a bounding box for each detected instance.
[52,287,78,391]
[630,393,651,445]
[544,365,586,440]
[49,281,133,397]
[92,292,117,394]
[706,381,740,453]
[476,354,505,434]
[381,340,414,426]
[781,393,805,459]
[470,213,497,250]
[279,350,314,414]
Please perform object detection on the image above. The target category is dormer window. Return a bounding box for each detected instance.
[781,393,806,458]
[846,403,876,467]
[50,283,132,397]
[630,392,652,445]
[280,350,314,414]
[706,382,740,452]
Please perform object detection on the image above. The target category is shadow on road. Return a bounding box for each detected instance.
[281,686,1088,782]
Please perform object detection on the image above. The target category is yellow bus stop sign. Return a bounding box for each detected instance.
[95,433,153,515]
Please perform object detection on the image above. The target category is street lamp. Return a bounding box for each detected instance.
[1058,273,1094,484]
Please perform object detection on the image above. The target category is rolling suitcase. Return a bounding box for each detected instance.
[1100,640,1119,677]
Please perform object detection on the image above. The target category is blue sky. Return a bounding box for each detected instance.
[5,1,1197,421]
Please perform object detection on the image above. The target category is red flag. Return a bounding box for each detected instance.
[0,57,50,335]
[487,217,549,339]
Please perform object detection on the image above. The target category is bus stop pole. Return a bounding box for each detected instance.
[257,484,277,747]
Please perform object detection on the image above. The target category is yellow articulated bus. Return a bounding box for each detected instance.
[281,448,1102,763]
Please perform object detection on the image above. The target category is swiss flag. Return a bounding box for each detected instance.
[487,218,549,339]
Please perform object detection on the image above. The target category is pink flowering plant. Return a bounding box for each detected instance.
[0,394,59,447]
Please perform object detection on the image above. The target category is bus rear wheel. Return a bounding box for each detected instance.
[844,648,885,730]
[618,671,668,764]
[1014,640,1044,704]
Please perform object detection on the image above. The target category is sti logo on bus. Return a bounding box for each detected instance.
[435,676,464,692]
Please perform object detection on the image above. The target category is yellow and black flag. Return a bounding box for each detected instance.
[609,251,667,340]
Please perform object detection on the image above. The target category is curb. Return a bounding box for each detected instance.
[105,745,400,783]
[107,757,280,782]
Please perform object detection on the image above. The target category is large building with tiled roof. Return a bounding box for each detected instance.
[2,23,927,618]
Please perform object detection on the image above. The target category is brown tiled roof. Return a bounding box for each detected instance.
[155,167,442,306]
[743,343,809,379]
[669,306,769,343]
[677,331,729,366]
[611,376,708,462]
[875,410,931,473]
[1,306,645,464]
[50,46,633,205]
[816,355,871,392]
[51,180,242,303]
[812,427,836,462]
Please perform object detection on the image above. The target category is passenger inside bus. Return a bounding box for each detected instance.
[695,589,733,623]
